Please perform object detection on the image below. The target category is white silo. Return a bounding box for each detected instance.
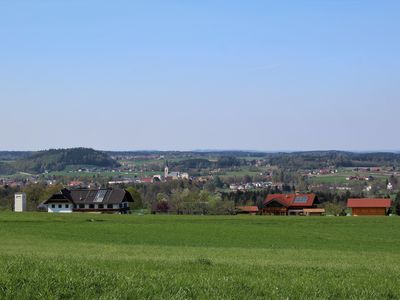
[14,193,27,212]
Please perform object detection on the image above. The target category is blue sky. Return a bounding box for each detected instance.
[1,0,399,151]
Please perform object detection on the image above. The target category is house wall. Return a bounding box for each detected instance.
[47,202,129,213]
[306,212,324,216]
[47,203,73,213]
[263,207,287,215]
[352,207,386,216]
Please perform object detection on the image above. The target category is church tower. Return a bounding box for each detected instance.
[164,161,169,179]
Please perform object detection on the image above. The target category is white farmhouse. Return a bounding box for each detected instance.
[43,188,134,214]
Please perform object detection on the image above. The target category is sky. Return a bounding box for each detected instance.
[0,0,399,151]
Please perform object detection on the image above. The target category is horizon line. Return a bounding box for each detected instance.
[0,148,400,154]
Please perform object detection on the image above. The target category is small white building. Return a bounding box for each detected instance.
[14,193,27,212]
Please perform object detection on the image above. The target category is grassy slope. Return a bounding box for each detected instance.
[1,213,400,299]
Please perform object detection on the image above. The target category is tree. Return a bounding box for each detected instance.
[204,181,216,192]
[296,175,309,192]
[394,192,400,215]
[126,187,143,210]
[213,176,224,188]
[156,193,168,202]
[243,175,252,184]
[390,175,398,189]
[169,189,186,214]
[23,183,63,211]
[208,194,235,215]
[156,200,169,213]
[323,202,345,216]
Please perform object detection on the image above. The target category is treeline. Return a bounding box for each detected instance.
[264,151,400,169]
[0,162,16,175]
[109,150,400,170]
[0,183,64,211]
[151,190,236,215]
[0,151,32,161]
[169,156,245,170]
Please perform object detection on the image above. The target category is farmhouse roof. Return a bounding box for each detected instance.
[44,188,133,205]
[264,194,318,207]
[347,198,392,208]
[44,193,74,204]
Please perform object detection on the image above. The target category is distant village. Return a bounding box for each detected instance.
[1,164,397,194]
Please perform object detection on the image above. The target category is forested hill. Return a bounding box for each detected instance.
[12,148,120,173]
[0,151,32,161]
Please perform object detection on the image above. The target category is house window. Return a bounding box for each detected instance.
[79,204,84,209]
[107,204,113,209]
[65,204,69,208]
[51,204,55,208]
[89,204,94,209]
[58,204,62,208]
[98,204,104,209]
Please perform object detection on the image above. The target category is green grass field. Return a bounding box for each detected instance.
[1,213,400,299]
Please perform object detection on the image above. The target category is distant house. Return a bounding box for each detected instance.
[263,193,324,216]
[236,206,259,215]
[139,175,163,184]
[43,188,133,214]
[164,166,189,181]
[140,177,154,184]
[68,181,86,188]
[347,198,392,216]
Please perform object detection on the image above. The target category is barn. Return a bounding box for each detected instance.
[347,198,392,216]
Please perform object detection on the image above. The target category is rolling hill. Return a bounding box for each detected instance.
[10,148,120,174]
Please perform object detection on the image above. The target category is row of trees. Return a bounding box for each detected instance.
[152,189,235,215]
[0,183,64,211]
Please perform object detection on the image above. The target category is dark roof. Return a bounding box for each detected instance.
[264,194,318,207]
[44,188,133,205]
[347,198,392,208]
[43,193,73,204]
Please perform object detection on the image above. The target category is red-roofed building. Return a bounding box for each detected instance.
[68,181,85,187]
[236,206,259,215]
[347,198,392,216]
[263,194,321,216]
[140,177,153,184]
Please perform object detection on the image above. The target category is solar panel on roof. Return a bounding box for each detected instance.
[293,196,308,203]
[94,190,107,203]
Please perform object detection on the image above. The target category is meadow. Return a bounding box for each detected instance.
[1,213,400,299]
